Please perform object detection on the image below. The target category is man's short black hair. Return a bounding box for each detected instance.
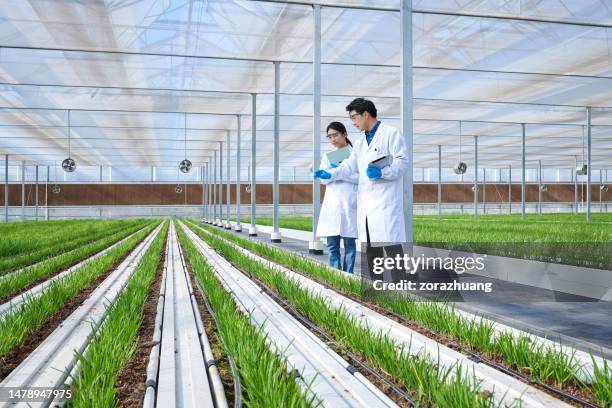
[345,98,377,118]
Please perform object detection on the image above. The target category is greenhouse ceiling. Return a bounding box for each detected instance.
[0,0,611,170]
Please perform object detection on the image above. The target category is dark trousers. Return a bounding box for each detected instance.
[365,218,406,282]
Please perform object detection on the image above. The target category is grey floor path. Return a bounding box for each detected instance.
[208,224,612,358]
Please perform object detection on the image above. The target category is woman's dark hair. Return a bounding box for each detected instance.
[326,121,352,146]
[345,97,377,118]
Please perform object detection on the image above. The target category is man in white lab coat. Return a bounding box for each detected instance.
[314,98,410,281]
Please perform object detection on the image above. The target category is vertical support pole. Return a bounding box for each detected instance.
[473,136,478,217]
[236,115,242,231]
[587,106,592,223]
[538,160,542,215]
[574,156,578,213]
[310,3,322,253]
[100,165,103,182]
[45,165,49,220]
[219,141,223,225]
[21,161,25,221]
[4,155,7,222]
[508,164,512,214]
[249,94,258,236]
[521,124,526,220]
[271,60,281,242]
[201,165,205,220]
[226,130,231,229]
[437,145,442,217]
[401,0,414,243]
[35,165,39,221]
[213,151,217,224]
[483,167,486,215]
[600,169,603,212]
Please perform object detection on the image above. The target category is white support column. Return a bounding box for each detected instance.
[271,61,281,243]
[218,141,223,226]
[508,164,512,214]
[483,167,486,215]
[310,3,323,254]
[45,165,49,220]
[586,107,592,223]
[21,161,25,221]
[201,165,205,220]
[99,165,103,182]
[235,115,242,232]
[401,0,414,243]
[473,136,478,217]
[213,151,217,224]
[538,160,542,215]
[521,124,526,220]
[437,145,442,217]
[35,165,39,221]
[4,155,7,222]
[226,130,231,229]
[600,169,603,212]
[249,94,258,236]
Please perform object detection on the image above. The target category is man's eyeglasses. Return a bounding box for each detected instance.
[326,132,342,139]
[349,112,362,121]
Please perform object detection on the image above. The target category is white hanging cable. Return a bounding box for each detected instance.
[459,121,462,163]
[184,112,187,160]
[68,109,71,159]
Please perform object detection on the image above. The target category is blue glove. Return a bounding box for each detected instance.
[313,169,331,180]
[329,163,338,169]
[366,166,382,179]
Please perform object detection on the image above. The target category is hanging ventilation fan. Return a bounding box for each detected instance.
[51,184,61,194]
[63,110,76,172]
[454,121,467,175]
[175,184,183,194]
[601,185,609,193]
[245,184,251,193]
[539,184,548,193]
[179,113,192,173]
[471,184,479,192]
[576,164,588,176]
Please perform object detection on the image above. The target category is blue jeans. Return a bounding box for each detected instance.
[326,236,357,274]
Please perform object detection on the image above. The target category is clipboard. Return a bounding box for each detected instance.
[325,146,351,166]
[368,155,391,169]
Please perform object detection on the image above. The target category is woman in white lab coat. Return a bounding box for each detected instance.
[316,122,358,273]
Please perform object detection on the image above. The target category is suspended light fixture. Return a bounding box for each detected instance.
[62,110,76,172]
[454,121,467,175]
[601,185,609,193]
[179,113,192,173]
[175,184,183,194]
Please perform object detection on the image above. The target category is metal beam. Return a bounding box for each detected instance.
[226,130,231,228]
[508,164,512,214]
[4,155,7,222]
[310,4,323,254]
[473,136,478,217]
[236,115,242,231]
[21,161,25,221]
[219,141,223,225]
[521,124,526,220]
[401,0,414,243]
[437,144,442,217]
[587,107,592,223]
[483,166,486,214]
[538,160,542,214]
[249,94,258,236]
[271,61,281,242]
[213,151,217,223]
[35,165,38,221]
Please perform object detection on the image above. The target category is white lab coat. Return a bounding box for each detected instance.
[329,123,410,243]
[316,149,359,238]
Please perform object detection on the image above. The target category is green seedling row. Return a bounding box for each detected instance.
[188,223,496,408]
[0,221,154,301]
[176,223,316,408]
[191,220,612,407]
[0,222,159,359]
[0,219,149,274]
[0,219,141,258]
[69,221,168,407]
